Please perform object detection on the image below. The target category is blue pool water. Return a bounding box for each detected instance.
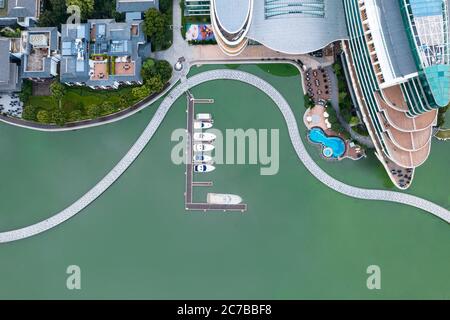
[308,127,346,159]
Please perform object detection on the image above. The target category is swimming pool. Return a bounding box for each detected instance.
[308,127,346,159]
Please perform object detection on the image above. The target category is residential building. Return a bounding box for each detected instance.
[0,37,20,92]
[342,0,449,189]
[116,0,159,21]
[19,27,60,81]
[60,19,146,89]
[0,0,42,27]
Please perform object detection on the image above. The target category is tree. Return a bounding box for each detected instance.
[66,0,94,20]
[304,95,315,109]
[22,105,39,121]
[37,110,51,123]
[141,58,156,81]
[19,80,33,104]
[146,75,164,94]
[159,0,171,13]
[38,0,68,28]
[52,108,67,126]
[155,60,173,83]
[68,110,82,122]
[349,116,360,127]
[132,85,151,101]
[50,81,66,109]
[144,8,168,49]
[85,104,102,119]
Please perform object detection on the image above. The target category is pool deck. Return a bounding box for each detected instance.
[304,105,365,161]
[185,92,247,212]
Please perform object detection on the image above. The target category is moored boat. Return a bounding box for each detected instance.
[194,164,215,173]
[193,144,214,152]
[193,132,216,142]
[194,121,213,129]
[207,193,243,205]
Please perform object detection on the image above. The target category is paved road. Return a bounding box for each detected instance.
[1,69,449,243]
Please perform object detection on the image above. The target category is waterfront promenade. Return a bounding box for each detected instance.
[0,69,449,243]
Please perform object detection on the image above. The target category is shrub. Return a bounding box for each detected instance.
[22,105,39,121]
[51,108,67,125]
[37,110,51,123]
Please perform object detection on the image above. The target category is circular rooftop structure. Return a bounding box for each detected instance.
[211,0,254,56]
[214,0,252,34]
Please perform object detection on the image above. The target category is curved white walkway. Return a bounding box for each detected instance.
[1,70,449,243]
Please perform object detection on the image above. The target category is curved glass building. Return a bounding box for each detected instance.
[342,0,449,189]
[210,0,348,55]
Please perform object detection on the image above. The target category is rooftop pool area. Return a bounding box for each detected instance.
[308,127,346,159]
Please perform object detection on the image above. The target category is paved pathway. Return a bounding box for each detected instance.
[0,69,449,243]
[325,65,374,148]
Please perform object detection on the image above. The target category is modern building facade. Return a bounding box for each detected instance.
[210,0,348,56]
[342,0,449,189]
[184,0,210,16]
[60,19,146,89]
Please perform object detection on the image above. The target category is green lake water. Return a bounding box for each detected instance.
[0,64,449,299]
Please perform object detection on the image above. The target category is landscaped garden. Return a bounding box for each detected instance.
[20,58,173,125]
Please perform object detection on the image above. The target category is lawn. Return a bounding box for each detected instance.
[25,85,140,123]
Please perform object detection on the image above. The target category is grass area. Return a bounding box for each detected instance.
[257,64,300,77]
[25,85,140,123]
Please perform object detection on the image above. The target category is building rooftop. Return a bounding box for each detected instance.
[60,20,145,88]
[372,0,418,85]
[116,0,158,13]
[7,0,38,18]
[214,0,251,34]
[21,27,59,79]
[246,0,348,54]
[0,37,20,92]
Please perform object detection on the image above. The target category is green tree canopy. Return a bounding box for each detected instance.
[68,110,82,122]
[66,0,94,20]
[146,75,164,94]
[155,60,173,83]
[37,110,51,123]
[22,105,39,121]
[50,81,66,108]
[141,58,156,81]
[101,101,116,115]
[38,0,68,27]
[144,8,168,49]
[85,104,102,119]
[52,108,67,126]
[132,86,151,101]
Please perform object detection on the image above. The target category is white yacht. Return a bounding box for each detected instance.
[193,132,216,142]
[194,121,213,129]
[193,154,213,163]
[207,193,243,205]
[193,144,214,152]
[194,164,215,173]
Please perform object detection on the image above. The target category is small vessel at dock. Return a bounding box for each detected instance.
[194,121,213,129]
[194,164,215,173]
[193,132,216,142]
[193,144,214,152]
[207,193,243,205]
[193,154,213,163]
